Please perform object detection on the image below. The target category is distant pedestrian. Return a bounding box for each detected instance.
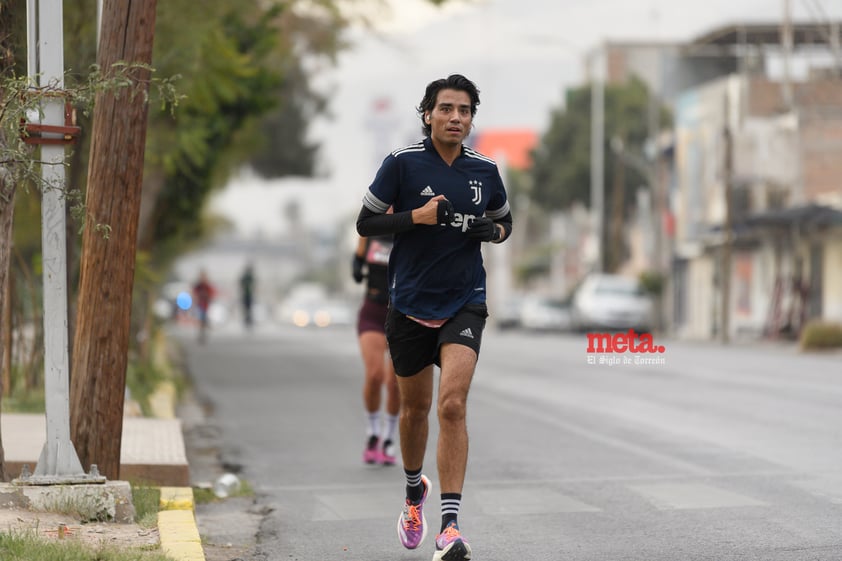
[240,263,256,329]
[352,234,399,466]
[192,270,215,344]
[356,74,512,561]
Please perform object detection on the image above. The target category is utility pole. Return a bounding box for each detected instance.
[648,85,666,333]
[21,0,102,484]
[70,0,158,480]
[608,135,626,274]
[721,92,733,345]
[781,0,794,109]
[590,48,605,272]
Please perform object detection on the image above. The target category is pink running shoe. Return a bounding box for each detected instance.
[433,521,472,561]
[363,435,379,464]
[379,439,397,466]
[396,475,430,549]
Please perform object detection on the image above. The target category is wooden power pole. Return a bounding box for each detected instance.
[70,0,157,480]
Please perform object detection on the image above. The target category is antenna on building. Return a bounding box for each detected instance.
[781,0,794,109]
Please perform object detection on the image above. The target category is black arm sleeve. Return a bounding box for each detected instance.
[493,211,513,243]
[356,206,416,237]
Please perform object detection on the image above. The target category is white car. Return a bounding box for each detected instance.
[519,296,572,331]
[571,274,653,332]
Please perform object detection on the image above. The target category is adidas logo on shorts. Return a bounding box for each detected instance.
[460,328,474,339]
[420,186,435,196]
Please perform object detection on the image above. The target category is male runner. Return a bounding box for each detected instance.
[356,73,512,561]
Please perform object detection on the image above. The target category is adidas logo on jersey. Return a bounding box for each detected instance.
[420,186,435,196]
[460,328,474,339]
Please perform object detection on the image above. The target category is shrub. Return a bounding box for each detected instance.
[638,270,665,296]
[800,320,842,351]
[131,485,161,528]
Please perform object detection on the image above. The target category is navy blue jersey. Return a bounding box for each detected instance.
[362,137,510,319]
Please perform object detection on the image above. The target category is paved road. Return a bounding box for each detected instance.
[178,323,842,561]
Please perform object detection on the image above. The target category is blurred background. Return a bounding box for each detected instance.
[6,0,842,404]
[167,0,842,345]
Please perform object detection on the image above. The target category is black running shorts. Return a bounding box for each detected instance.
[385,303,488,377]
[357,298,388,336]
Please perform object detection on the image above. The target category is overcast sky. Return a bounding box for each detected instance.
[210,0,842,237]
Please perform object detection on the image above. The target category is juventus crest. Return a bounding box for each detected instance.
[468,179,483,205]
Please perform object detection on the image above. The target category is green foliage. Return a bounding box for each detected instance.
[1,66,180,185]
[0,532,175,561]
[530,88,592,210]
[0,0,431,415]
[37,491,116,523]
[140,0,357,258]
[799,321,842,351]
[144,4,292,249]
[130,485,162,529]
[124,356,166,418]
[529,78,672,212]
[191,486,217,504]
[1,384,45,413]
[638,270,665,296]
[248,65,322,178]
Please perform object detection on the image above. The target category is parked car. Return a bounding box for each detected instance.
[495,296,525,330]
[278,297,353,328]
[571,274,652,332]
[519,296,572,331]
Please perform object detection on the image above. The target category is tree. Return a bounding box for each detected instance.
[136,1,348,256]
[1,0,455,481]
[69,0,158,480]
[247,59,323,179]
[137,4,288,251]
[529,78,671,272]
[0,0,22,482]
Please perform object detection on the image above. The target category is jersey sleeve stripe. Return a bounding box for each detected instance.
[392,141,425,157]
[463,148,497,165]
[363,190,390,213]
[486,200,511,219]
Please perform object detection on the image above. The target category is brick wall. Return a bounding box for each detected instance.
[748,78,842,116]
[800,110,842,205]
[745,79,842,206]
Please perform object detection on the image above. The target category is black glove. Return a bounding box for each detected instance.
[437,199,454,226]
[352,255,365,283]
[466,217,501,242]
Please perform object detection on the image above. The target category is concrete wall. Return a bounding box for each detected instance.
[823,236,842,323]
[679,253,716,340]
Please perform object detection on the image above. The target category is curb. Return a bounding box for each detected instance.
[155,333,205,561]
[158,486,205,561]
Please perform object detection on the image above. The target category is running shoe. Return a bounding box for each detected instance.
[379,439,397,465]
[363,435,379,464]
[396,474,430,549]
[433,521,472,561]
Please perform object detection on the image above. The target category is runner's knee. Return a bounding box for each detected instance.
[437,395,467,423]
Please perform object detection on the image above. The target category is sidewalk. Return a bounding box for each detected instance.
[1,410,204,561]
[1,413,189,485]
